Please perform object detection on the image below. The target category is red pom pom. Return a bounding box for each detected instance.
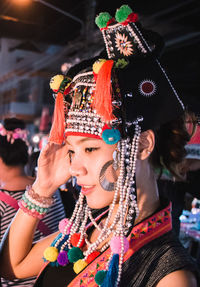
[86,251,100,264]
[128,12,138,23]
[70,233,85,248]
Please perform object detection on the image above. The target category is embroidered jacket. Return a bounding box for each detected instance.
[34,202,200,287]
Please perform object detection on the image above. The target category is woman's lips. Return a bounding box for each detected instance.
[80,185,95,195]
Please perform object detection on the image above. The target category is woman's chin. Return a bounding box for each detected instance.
[86,198,109,210]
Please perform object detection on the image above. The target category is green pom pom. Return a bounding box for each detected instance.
[95,12,112,28]
[67,247,84,263]
[95,270,107,285]
[115,5,133,23]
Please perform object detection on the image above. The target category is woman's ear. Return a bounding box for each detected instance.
[138,130,155,160]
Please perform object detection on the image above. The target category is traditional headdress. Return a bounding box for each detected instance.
[44,4,185,286]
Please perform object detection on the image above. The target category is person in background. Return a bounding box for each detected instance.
[0,118,66,287]
[158,114,200,237]
[0,4,199,287]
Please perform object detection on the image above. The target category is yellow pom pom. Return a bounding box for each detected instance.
[43,246,59,262]
[73,259,88,274]
[93,59,107,74]
[50,75,64,91]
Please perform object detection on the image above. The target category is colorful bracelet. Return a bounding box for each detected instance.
[26,185,55,205]
[18,200,46,219]
[22,194,49,213]
[18,185,55,219]
[23,192,50,209]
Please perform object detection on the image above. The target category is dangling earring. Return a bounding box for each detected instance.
[71,176,77,187]
[112,143,120,171]
[99,160,117,191]
[112,151,119,171]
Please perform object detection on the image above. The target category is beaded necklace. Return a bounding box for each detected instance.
[43,120,141,287]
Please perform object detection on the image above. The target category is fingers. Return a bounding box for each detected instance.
[59,143,69,159]
[40,142,61,156]
[38,141,69,165]
[41,142,51,155]
[38,142,58,166]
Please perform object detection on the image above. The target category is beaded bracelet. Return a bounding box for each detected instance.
[18,200,46,219]
[26,185,55,205]
[23,192,51,209]
[22,194,49,213]
[18,185,55,220]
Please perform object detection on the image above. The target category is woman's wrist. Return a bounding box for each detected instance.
[26,185,55,205]
[32,181,57,198]
[18,185,55,219]
[18,185,56,220]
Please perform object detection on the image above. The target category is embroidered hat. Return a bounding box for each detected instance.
[48,4,184,145]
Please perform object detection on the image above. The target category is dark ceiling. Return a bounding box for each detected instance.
[0,0,200,114]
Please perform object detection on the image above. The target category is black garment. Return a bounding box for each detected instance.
[34,200,200,287]
[34,230,199,287]
[121,231,199,287]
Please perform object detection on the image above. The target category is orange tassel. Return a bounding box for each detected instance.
[48,92,65,144]
[93,60,114,122]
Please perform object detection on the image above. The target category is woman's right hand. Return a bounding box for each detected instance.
[32,142,71,197]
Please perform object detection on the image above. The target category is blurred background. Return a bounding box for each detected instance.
[0,0,199,147]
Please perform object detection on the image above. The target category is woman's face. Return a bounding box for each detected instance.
[66,136,117,209]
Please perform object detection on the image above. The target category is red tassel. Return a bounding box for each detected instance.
[48,92,65,144]
[93,60,114,122]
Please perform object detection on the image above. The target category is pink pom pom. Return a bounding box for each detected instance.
[59,218,71,234]
[110,236,129,254]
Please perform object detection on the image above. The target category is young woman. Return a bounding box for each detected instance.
[0,4,199,287]
[0,118,66,286]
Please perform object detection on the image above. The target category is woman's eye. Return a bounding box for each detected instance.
[85,147,99,153]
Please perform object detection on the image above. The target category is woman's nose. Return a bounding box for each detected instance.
[69,159,86,177]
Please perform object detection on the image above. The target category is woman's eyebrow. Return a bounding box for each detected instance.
[79,138,100,143]
[65,138,101,145]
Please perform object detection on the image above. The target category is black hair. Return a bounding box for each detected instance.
[0,118,29,166]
